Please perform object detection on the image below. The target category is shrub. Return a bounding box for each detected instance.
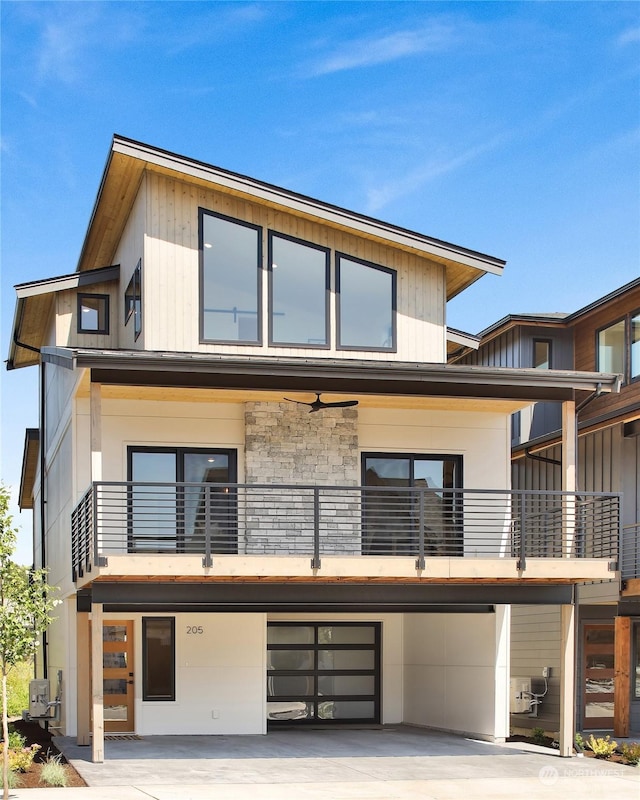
[620,742,640,766]
[40,753,69,787]
[7,769,21,789]
[587,734,618,759]
[6,660,32,717]
[531,727,547,745]
[7,729,26,750]
[574,732,585,751]
[8,742,40,771]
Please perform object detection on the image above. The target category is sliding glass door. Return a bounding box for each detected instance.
[128,447,237,553]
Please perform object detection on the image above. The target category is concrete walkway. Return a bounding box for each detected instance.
[9,726,640,799]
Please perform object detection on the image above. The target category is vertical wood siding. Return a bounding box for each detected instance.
[143,172,446,361]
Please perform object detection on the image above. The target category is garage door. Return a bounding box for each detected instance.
[267,622,380,725]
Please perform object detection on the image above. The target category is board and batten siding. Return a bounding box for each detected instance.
[114,181,147,350]
[510,605,561,734]
[57,282,120,351]
[141,172,446,362]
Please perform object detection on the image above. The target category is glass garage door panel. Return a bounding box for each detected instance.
[267,622,380,725]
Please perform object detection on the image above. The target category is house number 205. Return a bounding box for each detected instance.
[187,626,204,634]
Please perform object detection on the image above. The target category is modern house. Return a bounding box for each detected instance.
[450,279,640,737]
[8,135,623,763]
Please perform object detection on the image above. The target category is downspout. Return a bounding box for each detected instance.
[39,359,48,681]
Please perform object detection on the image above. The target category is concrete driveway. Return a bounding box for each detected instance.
[10,726,640,799]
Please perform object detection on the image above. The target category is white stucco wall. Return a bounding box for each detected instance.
[403,608,510,740]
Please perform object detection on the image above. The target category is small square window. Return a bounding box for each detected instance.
[77,294,109,334]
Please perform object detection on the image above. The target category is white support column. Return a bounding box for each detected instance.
[90,382,102,482]
[562,400,576,557]
[91,603,104,763]
[493,604,511,741]
[76,611,90,746]
[559,602,576,758]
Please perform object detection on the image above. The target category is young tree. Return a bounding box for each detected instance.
[0,485,58,800]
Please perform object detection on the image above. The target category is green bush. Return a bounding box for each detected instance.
[574,732,585,751]
[6,660,32,717]
[40,753,69,787]
[7,729,26,749]
[620,742,640,766]
[531,727,547,745]
[7,769,21,789]
[587,734,618,759]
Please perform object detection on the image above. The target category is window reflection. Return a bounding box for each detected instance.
[338,255,395,350]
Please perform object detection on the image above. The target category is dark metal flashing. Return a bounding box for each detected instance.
[14,264,120,297]
[44,346,620,402]
[40,348,76,370]
[84,581,573,609]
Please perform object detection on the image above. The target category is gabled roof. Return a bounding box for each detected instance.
[7,265,120,370]
[79,135,505,298]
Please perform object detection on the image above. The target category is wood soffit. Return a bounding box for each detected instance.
[77,137,505,300]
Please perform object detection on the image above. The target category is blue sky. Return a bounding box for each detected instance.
[1,1,639,563]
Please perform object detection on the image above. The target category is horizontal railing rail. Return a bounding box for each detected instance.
[621,522,640,580]
[70,482,620,579]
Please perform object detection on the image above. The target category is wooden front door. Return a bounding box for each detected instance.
[102,621,135,733]
[582,624,615,730]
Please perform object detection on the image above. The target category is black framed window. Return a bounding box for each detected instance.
[124,261,142,340]
[631,310,640,382]
[77,293,109,334]
[337,254,396,351]
[127,447,237,554]
[533,339,552,369]
[268,232,330,347]
[597,318,626,375]
[200,209,262,344]
[634,623,640,700]
[267,622,380,724]
[143,617,175,701]
[362,453,463,556]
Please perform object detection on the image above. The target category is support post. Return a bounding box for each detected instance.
[76,611,90,746]
[614,616,630,737]
[90,382,102,482]
[562,400,576,557]
[559,602,576,757]
[91,603,104,763]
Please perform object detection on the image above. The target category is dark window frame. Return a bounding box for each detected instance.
[596,315,627,381]
[127,446,238,555]
[124,260,142,341]
[361,452,464,557]
[630,308,640,384]
[77,293,110,335]
[267,621,381,726]
[532,338,552,370]
[335,253,397,352]
[199,208,263,346]
[142,617,175,701]
[267,230,331,349]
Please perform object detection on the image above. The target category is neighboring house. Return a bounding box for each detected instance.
[450,279,640,736]
[7,136,622,763]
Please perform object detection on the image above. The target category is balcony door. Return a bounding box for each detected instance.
[127,447,237,554]
[362,453,462,556]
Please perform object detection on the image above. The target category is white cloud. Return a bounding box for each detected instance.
[364,135,507,214]
[308,22,458,76]
[618,26,640,46]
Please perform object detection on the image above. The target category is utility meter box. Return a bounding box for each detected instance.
[29,680,50,718]
[509,676,532,714]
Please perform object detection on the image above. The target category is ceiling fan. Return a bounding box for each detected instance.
[284,392,359,413]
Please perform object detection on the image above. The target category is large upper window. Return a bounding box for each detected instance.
[200,209,262,343]
[337,254,396,351]
[597,319,625,374]
[533,339,551,369]
[269,233,329,347]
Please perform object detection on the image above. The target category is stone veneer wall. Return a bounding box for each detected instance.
[242,402,360,555]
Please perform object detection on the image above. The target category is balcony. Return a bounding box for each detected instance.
[71,483,620,585]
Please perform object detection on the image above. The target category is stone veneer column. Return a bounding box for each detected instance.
[242,402,360,555]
